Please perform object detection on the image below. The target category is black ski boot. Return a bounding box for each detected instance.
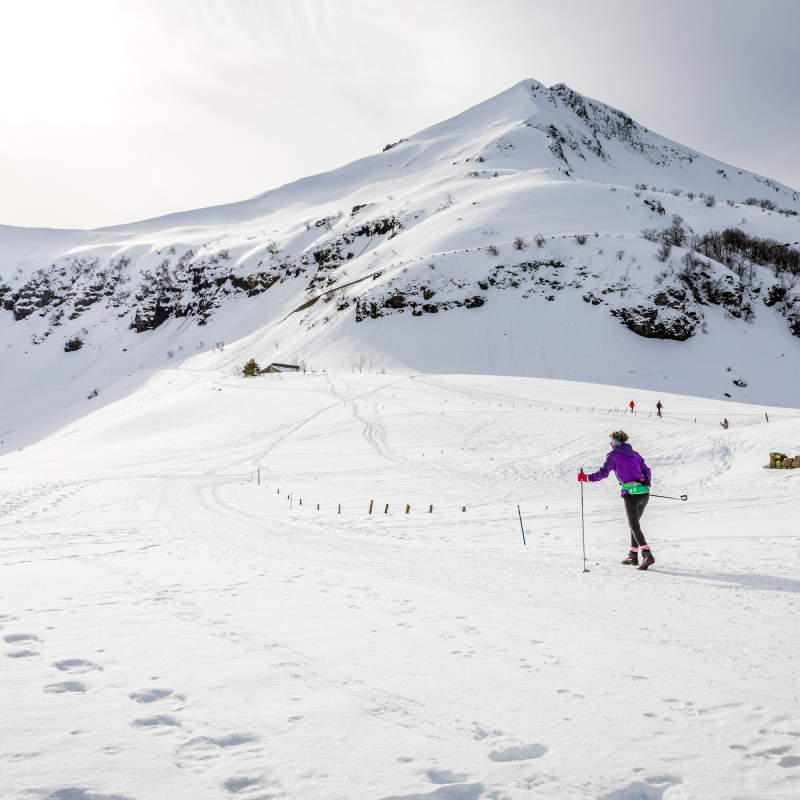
[622,551,638,566]
[638,550,655,570]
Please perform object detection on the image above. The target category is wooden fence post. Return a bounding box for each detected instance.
[406,504,410,514]
[429,504,433,513]
[317,504,319,510]
[369,500,374,514]
[462,506,466,512]
[338,504,341,514]
[384,504,389,514]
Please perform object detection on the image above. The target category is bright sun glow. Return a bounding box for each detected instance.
[0,0,129,122]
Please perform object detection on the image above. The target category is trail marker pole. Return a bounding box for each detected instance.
[580,467,589,573]
[369,500,373,514]
[258,468,260,485]
[517,505,526,546]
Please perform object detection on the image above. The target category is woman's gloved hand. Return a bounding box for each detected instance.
[578,472,588,482]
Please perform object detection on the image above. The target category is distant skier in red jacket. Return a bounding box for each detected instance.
[629,400,635,414]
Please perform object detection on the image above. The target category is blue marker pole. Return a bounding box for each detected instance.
[517,505,527,546]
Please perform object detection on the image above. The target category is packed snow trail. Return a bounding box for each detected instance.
[1,372,799,799]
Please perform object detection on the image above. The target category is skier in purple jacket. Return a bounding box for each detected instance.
[578,430,655,570]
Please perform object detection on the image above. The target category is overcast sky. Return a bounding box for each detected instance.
[1,0,798,230]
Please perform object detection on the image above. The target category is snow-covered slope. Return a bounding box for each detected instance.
[2,372,799,800]
[2,79,800,454]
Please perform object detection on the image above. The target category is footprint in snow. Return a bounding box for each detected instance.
[44,681,87,694]
[4,633,42,644]
[41,789,134,800]
[471,724,503,741]
[426,769,469,784]
[379,784,485,800]
[131,715,181,732]
[222,776,263,794]
[7,649,40,658]
[597,777,677,799]
[177,733,259,767]
[129,688,184,704]
[488,743,548,762]
[53,658,103,674]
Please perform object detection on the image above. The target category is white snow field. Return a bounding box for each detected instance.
[2,368,800,800]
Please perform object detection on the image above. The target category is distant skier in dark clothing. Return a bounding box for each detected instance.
[656,401,663,418]
[578,430,655,570]
[720,418,729,429]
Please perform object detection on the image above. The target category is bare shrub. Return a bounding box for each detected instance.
[513,236,527,251]
[657,242,672,262]
[615,250,625,261]
[534,233,546,248]
[744,197,777,210]
[486,245,499,257]
[704,194,716,208]
[575,234,588,245]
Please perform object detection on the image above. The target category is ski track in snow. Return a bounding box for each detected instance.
[1,372,799,799]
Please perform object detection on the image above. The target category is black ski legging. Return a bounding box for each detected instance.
[623,493,649,550]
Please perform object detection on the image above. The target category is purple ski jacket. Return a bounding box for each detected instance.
[588,443,651,496]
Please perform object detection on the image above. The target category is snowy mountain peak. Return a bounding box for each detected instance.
[2,79,800,455]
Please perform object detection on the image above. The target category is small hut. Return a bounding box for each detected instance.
[264,363,300,373]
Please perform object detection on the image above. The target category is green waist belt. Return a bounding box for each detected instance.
[621,482,650,494]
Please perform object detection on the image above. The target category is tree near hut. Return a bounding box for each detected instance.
[242,358,261,377]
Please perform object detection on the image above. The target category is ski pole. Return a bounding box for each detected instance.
[517,505,526,546]
[650,494,688,501]
[580,467,589,573]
